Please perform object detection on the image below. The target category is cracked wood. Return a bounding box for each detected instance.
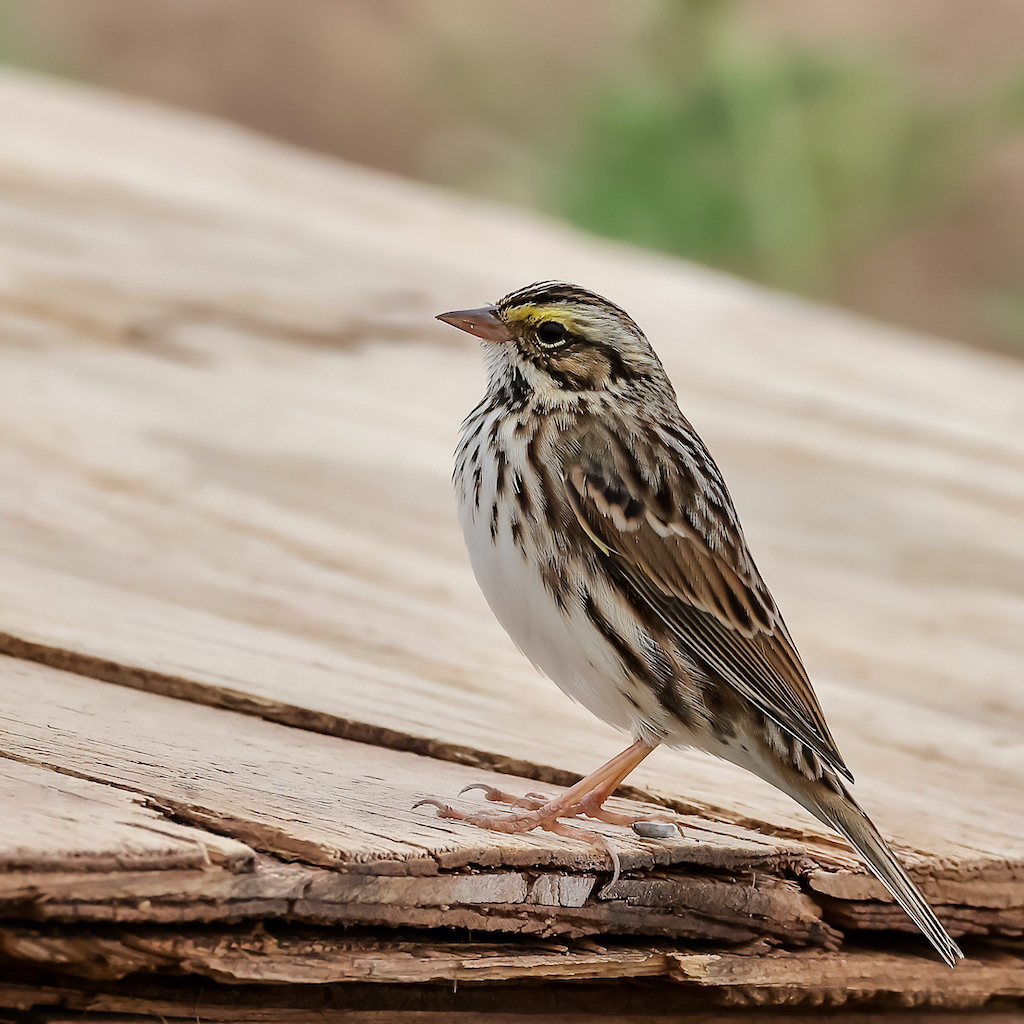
[0,658,834,944]
[0,64,1020,912]
[0,68,1021,969]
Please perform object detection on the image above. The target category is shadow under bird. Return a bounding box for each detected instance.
[429,281,962,968]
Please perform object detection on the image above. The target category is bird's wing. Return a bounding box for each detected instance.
[562,422,851,782]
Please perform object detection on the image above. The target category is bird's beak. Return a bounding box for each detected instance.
[436,305,510,344]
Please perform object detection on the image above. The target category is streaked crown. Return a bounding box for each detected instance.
[492,281,670,396]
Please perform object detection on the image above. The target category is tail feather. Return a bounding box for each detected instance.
[795,778,963,967]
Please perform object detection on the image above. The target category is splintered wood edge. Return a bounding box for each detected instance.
[667,949,1024,1007]
[0,637,1010,910]
[0,927,671,985]
[0,631,863,862]
[2,852,837,946]
[0,631,588,787]
[1,646,1014,951]
[1,926,1022,1008]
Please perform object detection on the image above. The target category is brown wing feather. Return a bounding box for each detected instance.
[563,422,851,782]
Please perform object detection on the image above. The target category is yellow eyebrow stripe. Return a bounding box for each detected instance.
[502,304,579,331]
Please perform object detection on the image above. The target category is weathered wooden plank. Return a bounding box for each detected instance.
[0,854,303,906]
[7,655,1022,954]
[0,309,1015,888]
[0,658,799,876]
[1,923,1023,1010]
[668,948,1024,1007]
[0,926,671,985]
[0,758,252,874]
[2,657,843,945]
[6,856,834,946]
[0,68,1019,978]
[0,69,1021,931]
[816,899,1024,939]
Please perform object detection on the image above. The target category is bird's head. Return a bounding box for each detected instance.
[437,281,672,404]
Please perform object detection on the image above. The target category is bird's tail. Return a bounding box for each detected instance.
[787,774,964,968]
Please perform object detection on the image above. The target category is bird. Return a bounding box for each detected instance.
[429,280,962,967]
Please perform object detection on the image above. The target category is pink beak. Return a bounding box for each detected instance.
[436,305,510,343]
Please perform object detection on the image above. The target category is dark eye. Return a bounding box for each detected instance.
[537,321,568,346]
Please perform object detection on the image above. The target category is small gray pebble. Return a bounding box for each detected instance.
[632,820,678,839]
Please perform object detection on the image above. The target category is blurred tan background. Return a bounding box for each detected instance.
[3,0,1022,356]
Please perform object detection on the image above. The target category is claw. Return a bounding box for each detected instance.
[458,784,545,810]
[591,833,622,887]
[608,845,622,887]
[413,798,458,816]
[458,783,494,797]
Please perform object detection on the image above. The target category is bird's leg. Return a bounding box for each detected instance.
[415,740,658,835]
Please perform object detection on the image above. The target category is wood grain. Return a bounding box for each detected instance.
[0,68,1022,997]
[667,948,1024,1006]
[0,71,1020,896]
[0,657,840,945]
[0,757,252,874]
[2,924,1022,1010]
[0,926,673,985]
[4,922,1020,998]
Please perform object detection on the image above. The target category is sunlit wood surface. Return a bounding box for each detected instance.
[0,70,1022,1013]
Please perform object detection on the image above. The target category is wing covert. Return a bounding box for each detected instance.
[562,425,851,782]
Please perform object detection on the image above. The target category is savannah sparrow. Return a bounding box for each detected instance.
[430,281,962,967]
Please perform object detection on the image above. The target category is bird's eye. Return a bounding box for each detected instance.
[537,321,568,347]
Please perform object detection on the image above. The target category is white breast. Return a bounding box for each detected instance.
[455,410,671,742]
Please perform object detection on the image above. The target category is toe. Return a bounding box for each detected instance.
[413,797,465,819]
[459,783,545,809]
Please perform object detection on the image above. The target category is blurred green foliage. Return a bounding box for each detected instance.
[555,0,1022,301]
[0,2,23,64]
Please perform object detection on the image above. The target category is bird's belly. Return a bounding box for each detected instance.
[460,507,652,737]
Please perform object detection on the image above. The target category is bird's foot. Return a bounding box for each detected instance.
[414,782,655,834]
[414,741,663,883]
[414,784,645,882]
